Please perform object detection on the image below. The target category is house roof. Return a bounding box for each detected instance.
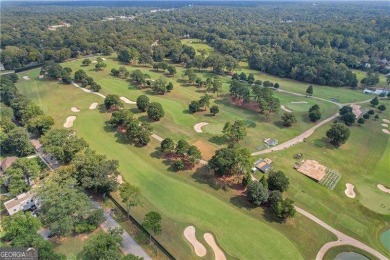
[4,192,33,211]
[255,161,272,172]
[296,160,326,181]
[0,156,18,172]
[264,138,277,145]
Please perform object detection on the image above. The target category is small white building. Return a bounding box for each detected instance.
[363,88,389,96]
[4,192,36,216]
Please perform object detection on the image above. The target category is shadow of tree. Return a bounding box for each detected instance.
[229,195,256,210]
[208,135,226,145]
[261,206,284,224]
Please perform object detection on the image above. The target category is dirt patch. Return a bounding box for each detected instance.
[71,107,80,112]
[377,184,390,194]
[344,183,356,198]
[192,139,216,160]
[89,102,98,110]
[22,76,30,80]
[350,104,362,118]
[120,96,136,104]
[382,129,390,135]
[184,226,207,257]
[281,105,292,113]
[63,116,76,128]
[204,233,226,260]
[194,122,209,133]
[229,98,260,112]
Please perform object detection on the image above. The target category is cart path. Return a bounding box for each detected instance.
[295,207,388,260]
[248,174,387,259]
[252,92,372,156]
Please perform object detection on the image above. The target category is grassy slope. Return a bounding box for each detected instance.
[16,70,328,259]
[15,49,390,257]
[61,57,339,153]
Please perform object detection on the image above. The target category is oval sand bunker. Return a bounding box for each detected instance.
[89,102,98,110]
[344,183,356,198]
[71,107,80,112]
[184,226,207,257]
[64,116,76,128]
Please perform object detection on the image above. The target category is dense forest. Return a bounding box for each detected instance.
[1,1,389,87]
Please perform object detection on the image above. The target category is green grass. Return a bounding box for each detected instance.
[16,73,337,259]
[352,69,388,89]
[266,100,390,255]
[15,46,390,258]
[59,56,339,153]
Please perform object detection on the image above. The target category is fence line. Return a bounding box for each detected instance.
[107,194,176,260]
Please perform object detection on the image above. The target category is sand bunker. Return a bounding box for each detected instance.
[63,116,76,128]
[101,58,106,61]
[92,60,97,63]
[184,226,207,257]
[281,105,292,113]
[22,76,30,80]
[291,101,308,104]
[71,107,80,112]
[382,129,390,135]
[350,104,362,118]
[116,175,124,184]
[89,102,98,110]
[38,75,44,79]
[381,124,389,128]
[383,119,390,124]
[344,183,356,198]
[120,96,136,104]
[204,233,226,260]
[377,184,390,194]
[194,122,209,133]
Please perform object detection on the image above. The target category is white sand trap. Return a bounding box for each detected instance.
[22,76,30,80]
[101,58,106,61]
[377,184,390,194]
[92,60,97,63]
[344,183,356,198]
[120,97,136,104]
[116,175,124,184]
[291,101,308,104]
[194,122,209,133]
[71,107,80,112]
[89,102,98,110]
[381,124,389,128]
[383,119,390,124]
[204,233,226,260]
[184,226,207,257]
[350,104,362,117]
[382,129,390,134]
[281,105,292,113]
[38,75,44,79]
[63,116,76,128]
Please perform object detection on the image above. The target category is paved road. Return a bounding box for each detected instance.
[100,210,152,259]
